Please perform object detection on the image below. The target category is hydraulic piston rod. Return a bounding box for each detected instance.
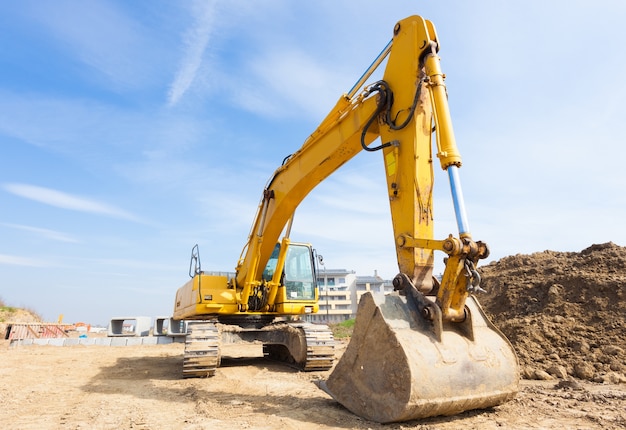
[447,165,471,238]
[423,46,472,239]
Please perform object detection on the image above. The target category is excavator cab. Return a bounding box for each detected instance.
[263,241,319,313]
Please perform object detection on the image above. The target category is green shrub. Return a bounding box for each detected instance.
[330,318,355,339]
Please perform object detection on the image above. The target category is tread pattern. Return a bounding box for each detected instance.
[292,322,336,371]
[182,321,221,378]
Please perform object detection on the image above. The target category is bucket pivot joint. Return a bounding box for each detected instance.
[393,273,444,341]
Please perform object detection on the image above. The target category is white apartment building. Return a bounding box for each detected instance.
[306,269,395,324]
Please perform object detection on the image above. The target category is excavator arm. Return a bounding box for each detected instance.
[234,16,487,323]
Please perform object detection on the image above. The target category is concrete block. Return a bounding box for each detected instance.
[48,338,66,346]
[64,338,80,346]
[141,336,159,345]
[94,337,112,346]
[108,316,151,337]
[153,316,170,336]
[126,337,144,346]
[33,339,50,345]
[166,318,188,337]
[110,337,128,346]
[157,336,174,345]
[78,338,97,346]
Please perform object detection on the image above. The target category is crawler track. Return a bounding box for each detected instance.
[262,322,335,371]
[183,320,335,377]
[182,321,221,378]
[294,322,335,371]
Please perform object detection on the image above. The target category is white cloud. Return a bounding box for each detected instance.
[75,257,180,272]
[0,254,55,268]
[167,0,217,106]
[24,0,163,90]
[2,183,142,222]
[0,92,142,158]
[1,223,79,243]
[235,48,348,119]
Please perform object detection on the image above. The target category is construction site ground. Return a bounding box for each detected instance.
[0,340,623,430]
[1,242,625,429]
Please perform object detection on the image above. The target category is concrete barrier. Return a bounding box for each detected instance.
[107,316,151,337]
[166,318,188,337]
[157,336,174,345]
[110,337,128,346]
[10,315,188,347]
[126,337,144,346]
[142,336,159,345]
[94,338,113,346]
[153,316,170,336]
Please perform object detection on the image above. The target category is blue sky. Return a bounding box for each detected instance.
[2,1,625,325]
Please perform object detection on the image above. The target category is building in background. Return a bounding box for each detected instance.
[354,270,395,309]
[307,269,394,324]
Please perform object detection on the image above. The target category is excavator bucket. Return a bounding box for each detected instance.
[320,291,519,423]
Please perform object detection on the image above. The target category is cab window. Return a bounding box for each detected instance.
[284,244,315,300]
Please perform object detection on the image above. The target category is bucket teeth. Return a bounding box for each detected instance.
[320,291,519,423]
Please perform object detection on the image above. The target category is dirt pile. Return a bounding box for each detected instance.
[0,303,42,341]
[478,242,626,384]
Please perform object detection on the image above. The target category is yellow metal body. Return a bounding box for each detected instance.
[176,14,487,326]
[174,270,319,319]
[176,13,485,330]
[173,14,519,421]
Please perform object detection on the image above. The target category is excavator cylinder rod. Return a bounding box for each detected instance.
[348,39,392,99]
[447,165,471,237]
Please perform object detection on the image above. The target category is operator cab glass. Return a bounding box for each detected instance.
[262,243,316,300]
[284,244,316,300]
[262,244,280,281]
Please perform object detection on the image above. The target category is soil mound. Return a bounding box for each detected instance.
[0,305,42,341]
[478,242,626,384]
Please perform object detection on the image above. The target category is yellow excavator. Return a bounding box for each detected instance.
[172,15,519,423]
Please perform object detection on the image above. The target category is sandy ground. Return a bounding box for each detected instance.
[1,339,624,430]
